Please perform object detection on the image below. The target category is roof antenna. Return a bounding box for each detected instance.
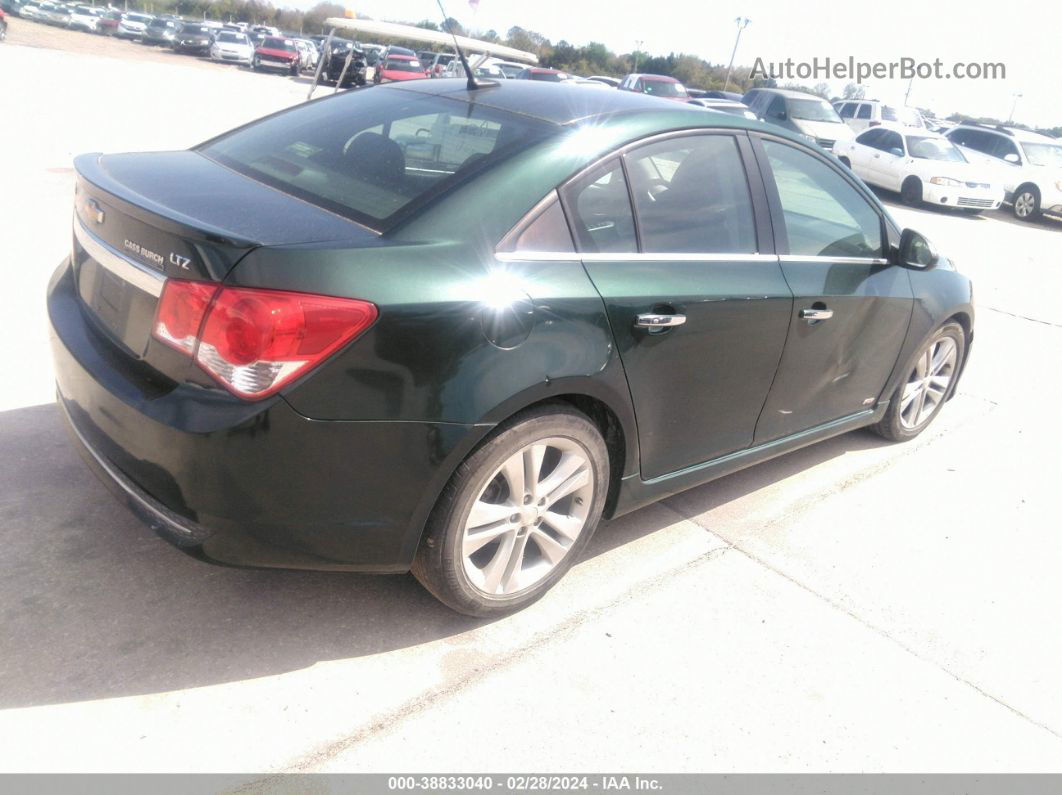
[435,0,480,90]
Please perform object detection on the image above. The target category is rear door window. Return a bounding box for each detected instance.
[625,135,757,254]
[856,103,872,119]
[562,161,638,254]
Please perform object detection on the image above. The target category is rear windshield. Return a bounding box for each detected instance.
[385,58,422,72]
[642,79,686,97]
[199,90,556,229]
[882,105,923,127]
[263,37,295,50]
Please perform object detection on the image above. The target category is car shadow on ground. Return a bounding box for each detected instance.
[0,401,888,710]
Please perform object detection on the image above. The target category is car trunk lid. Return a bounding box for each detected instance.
[72,150,373,366]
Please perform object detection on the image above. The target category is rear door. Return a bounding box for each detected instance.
[869,129,907,189]
[563,132,793,479]
[750,135,913,443]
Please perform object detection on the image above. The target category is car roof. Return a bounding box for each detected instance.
[866,123,943,138]
[950,124,1056,143]
[378,78,745,128]
[625,73,679,82]
[757,88,827,99]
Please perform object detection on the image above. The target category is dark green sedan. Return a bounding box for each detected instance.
[49,79,973,615]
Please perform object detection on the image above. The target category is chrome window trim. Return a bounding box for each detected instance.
[496,252,778,263]
[74,217,165,298]
[779,255,890,265]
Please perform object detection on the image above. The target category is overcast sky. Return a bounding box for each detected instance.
[310,0,1059,127]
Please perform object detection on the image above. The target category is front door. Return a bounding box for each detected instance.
[751,136,913,444]
[561,133,793,479]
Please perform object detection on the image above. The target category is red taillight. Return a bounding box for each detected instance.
[152,282,377,400]
[154,280,217,355]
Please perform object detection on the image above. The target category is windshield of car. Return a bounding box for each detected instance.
[789,98,843,122]
[181,24,209,34]
[881,105,924,127]
[263,37,294,50]
[907,136,965,162]
[216,31,246,43]
[385,58,422,72]
[388,46,416,57]
[200,91,556,229]
[1022,142,1062,168]
[642,79,686,97]
[126,13,151,22]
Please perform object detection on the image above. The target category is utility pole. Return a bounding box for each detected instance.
[1008,92,1022,124]
[632,39,644,73]
[723,17,750,93]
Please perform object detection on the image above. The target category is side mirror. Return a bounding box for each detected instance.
[1004,153,1020,164]
[773,110,788,121]
[897,228,939,269]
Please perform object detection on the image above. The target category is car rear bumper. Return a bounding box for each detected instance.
[48,257,479,573]
[255,58,295,71]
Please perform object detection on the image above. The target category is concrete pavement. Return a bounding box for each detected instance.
[2,33,1061,772]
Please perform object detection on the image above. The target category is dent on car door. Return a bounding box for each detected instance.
[751,136,913,443]
[561,133,792,480]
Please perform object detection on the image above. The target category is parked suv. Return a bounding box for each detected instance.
[834,100,926,133]
[746,88,854,152]
[945,124,1062,221]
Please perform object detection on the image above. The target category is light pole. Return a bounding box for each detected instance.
[633,39,644,73]
[1008,92,1023,124]
[723,17,750,93]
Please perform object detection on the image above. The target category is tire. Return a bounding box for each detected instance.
[900,176,923,206]
[412,406,610,617]
[1012,184,1041,221]
[871,321,965,442]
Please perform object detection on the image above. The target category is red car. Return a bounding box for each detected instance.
[252,36,299,76]
[96,10,121,35]
[373,54,426,83]
[617,73,689,101]
[514,67,572,82]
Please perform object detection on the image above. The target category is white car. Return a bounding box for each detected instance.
[68,5,103,32]
[116,11,151,38]
[210,30,253,65]
[833,125,1003,213]
[687,97,758,120]
[945,125,1062,221]
[834,99,926,134]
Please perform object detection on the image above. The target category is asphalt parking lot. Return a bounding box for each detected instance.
[2,21,1062,773]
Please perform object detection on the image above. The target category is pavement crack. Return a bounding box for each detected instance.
[983,305,1062,329]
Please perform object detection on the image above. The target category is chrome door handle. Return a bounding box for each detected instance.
[799,308,834,321]
[635,313,687,329]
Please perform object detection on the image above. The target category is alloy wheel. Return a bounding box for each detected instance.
[899,337,957,430]
[1014,191,1037,218]
[461,437,593,596]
